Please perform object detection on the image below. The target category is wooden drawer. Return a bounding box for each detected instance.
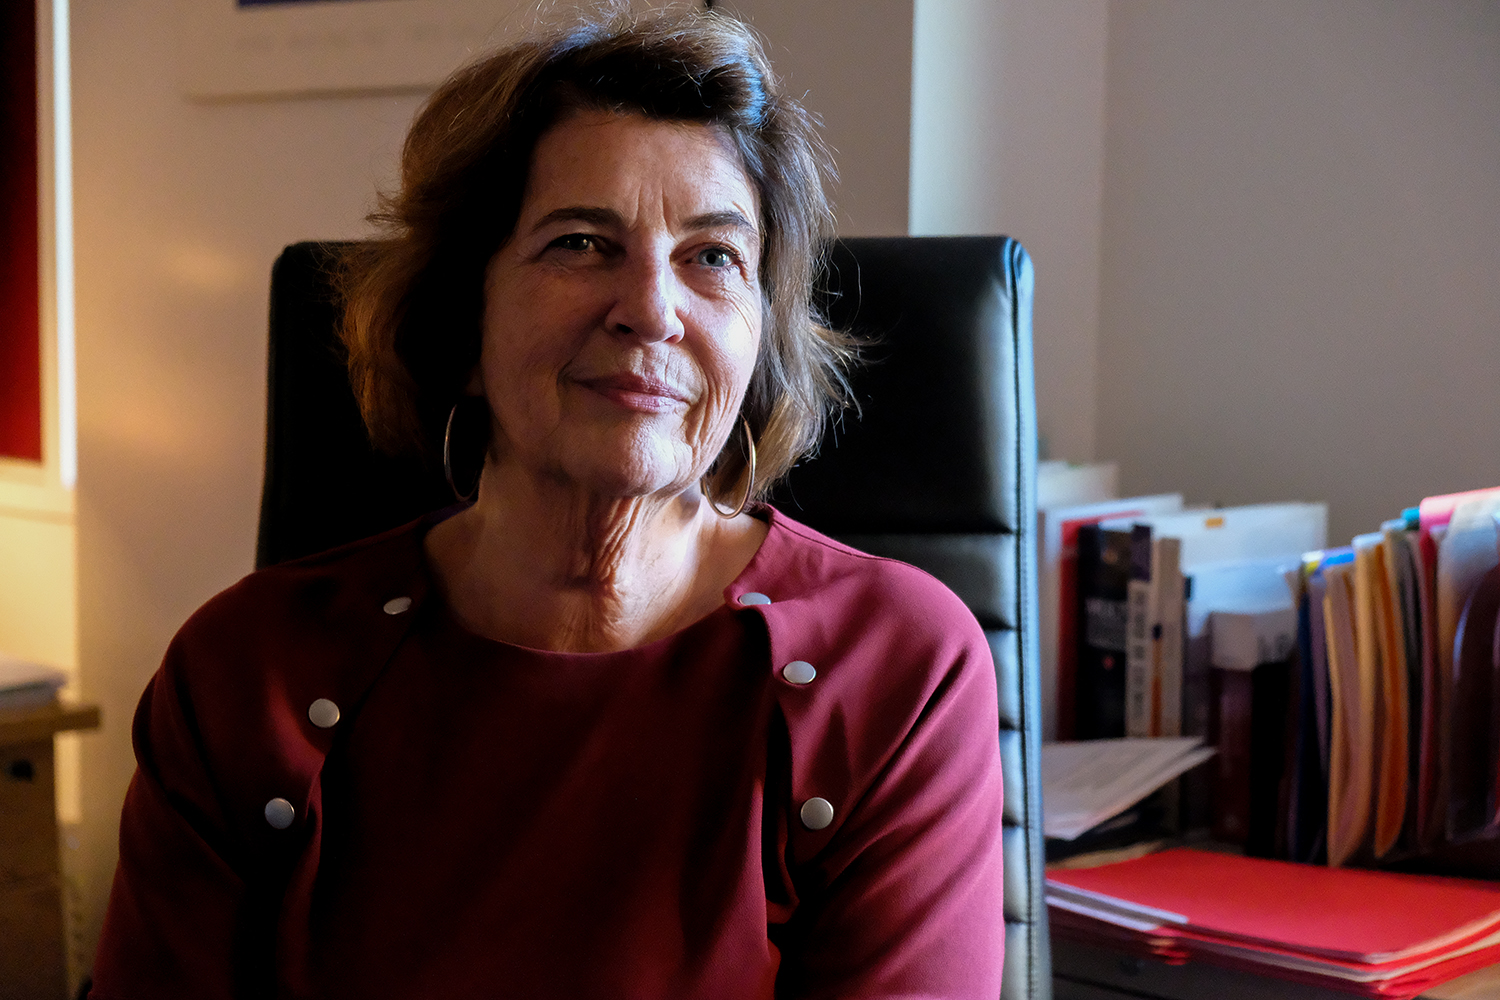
[0,738,58,887]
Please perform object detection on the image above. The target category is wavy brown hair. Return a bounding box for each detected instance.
[339,6,854,504]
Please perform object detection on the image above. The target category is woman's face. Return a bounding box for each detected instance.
[478,111,763,502]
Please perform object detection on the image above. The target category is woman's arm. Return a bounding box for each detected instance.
[775,623,1007,999]
[90,644,261,1000]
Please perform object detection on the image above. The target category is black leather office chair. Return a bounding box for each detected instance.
[257,235,1051,999]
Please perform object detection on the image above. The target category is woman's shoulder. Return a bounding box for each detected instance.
[743,507,995,737]
[163,517,435,722]
[747,508,1002,878]
[749,507,986,648]
[184,518,429,638]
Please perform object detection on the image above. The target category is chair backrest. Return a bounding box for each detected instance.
[785,237,1049,1000]
[258,235,1051,999]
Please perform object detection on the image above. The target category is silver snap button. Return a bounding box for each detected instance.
[800,797,835,831]
[264,797,296,830]
[383,596,412,615]
[782,660,817,685]
[739,592,772,606]
[307,698,341,729]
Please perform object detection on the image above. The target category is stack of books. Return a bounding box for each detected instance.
[1039,465,1500,875]
[1037,462,1327,846]
[1047,848,1500,998]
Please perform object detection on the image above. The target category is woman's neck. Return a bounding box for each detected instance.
[423,462,766,653]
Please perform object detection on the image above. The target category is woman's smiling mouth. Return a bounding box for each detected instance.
[574,372,691,413]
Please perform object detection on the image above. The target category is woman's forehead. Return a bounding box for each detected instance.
[520,111,760,227]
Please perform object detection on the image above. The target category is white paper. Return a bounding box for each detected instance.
[0,652,67,709]
[1042,737,1217,840]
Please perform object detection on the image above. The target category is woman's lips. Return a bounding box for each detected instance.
[575,373,689,413]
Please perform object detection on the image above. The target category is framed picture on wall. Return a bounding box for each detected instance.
[175,0,533,99]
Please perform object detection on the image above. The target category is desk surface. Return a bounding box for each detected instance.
[1049,840,1500,1000]
[1053,938,1500,1000]
[0,701,100,744]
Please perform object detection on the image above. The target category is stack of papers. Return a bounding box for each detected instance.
[1042,737,1215,840]
[1047,848,1500,997]
[0,653,67,710]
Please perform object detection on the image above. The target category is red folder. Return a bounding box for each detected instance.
[1046,848,1500,965]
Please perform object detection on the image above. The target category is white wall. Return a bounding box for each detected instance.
[911,0,1110,464]
[1096,1,1500,545]
[70,0,424,961]
[719,0,913,236]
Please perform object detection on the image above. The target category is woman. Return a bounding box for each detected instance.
[91,9,1005,999]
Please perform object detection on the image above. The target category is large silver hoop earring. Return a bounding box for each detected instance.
[709,418,757,519]
[444,402,478,502]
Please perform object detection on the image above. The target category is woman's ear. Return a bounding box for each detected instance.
[465,367,484,395]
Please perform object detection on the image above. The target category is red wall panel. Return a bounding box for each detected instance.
[0,0,43,463]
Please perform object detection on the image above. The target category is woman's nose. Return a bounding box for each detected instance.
[603,253,686,344]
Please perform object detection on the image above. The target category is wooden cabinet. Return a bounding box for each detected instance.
[0,703,99,1000]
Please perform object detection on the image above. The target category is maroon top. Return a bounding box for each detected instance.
[91,508,1005,999]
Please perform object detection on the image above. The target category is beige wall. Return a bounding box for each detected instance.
[720,0,914,237]
[911,0,1109,465]
[70,0,425,960]
[1095,0,1500,545]
[725,0,1111,463]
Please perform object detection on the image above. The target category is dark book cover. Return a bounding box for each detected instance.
[1210,660,1292,856]
[1074,524,1133,739]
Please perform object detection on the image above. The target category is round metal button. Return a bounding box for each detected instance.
[782,660,817,685]
[739,592,772,606]
[264,797,296,830]
[799,797,835,831]
[307,698,341,729]
[383,596,412,615]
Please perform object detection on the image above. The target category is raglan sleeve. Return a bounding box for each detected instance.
[89,629,259,1000]
[774,573,1008,999]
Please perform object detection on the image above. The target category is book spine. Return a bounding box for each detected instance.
[1155,537,1186,738]
[1075,525,1132,739]
[1055,523,1088,741]
[1211,661,1293,855]
[1125,525,1154,738]
[1212,667,1253,844]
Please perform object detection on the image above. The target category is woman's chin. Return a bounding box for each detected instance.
[555,450,698,505]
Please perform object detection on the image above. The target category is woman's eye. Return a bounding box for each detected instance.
[695,246,736,268]
[551,233,597,253]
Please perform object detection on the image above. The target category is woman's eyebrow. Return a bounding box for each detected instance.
[531,206,621,231]
[530,206,759,241]
[684,209,758,237]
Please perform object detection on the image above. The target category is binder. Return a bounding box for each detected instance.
[1451,565,1500,837]
[1046,848,1500,962]
[1324,556,1373,866]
